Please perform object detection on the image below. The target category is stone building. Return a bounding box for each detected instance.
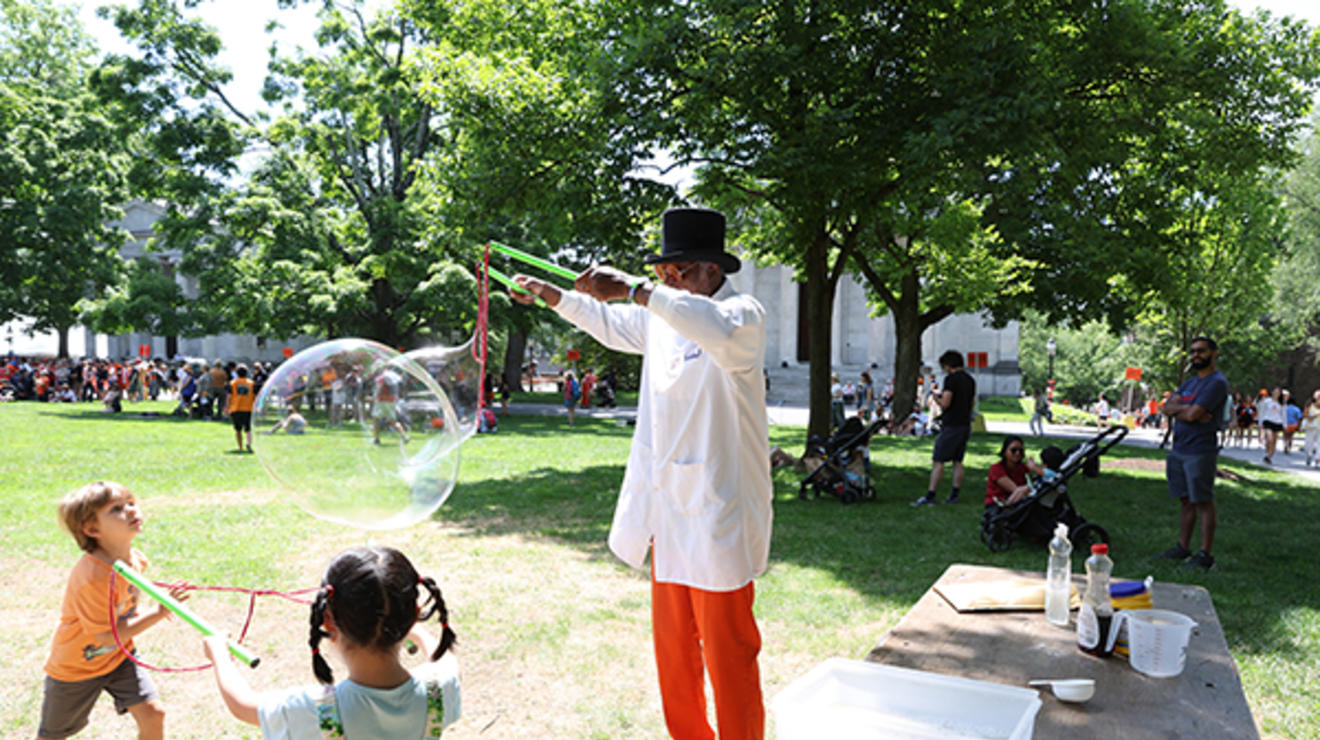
[95,200,318,363]
[22,202,1021,391]
[728,262,1021,403]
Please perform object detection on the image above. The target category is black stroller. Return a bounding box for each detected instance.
[799,417,884,503]
[980,425,1128,552]
[594,382,616,408]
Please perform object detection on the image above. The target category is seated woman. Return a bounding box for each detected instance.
[895,408,929,436]
[985,435,1043,511]
[267,407,307,435]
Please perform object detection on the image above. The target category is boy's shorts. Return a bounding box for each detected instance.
[231,410,252,432]
[39,657,158,738]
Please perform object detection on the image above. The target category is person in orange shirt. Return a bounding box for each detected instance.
[580,368,596,409]
[35,371,51,401]
[38,482,188,740]
[227,364,256,453]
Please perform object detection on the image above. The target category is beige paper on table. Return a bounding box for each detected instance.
[934,578,1081,612]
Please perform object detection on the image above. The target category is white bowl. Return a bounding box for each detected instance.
[1029,678,1095,703]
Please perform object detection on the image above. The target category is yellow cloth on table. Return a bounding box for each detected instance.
[971,412,987,433]
[934,578,1080,612]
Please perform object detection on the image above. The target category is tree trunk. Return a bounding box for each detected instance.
[370,277,399,348]
[57,325,70,359]
[504,327,528,392]
[889,270,956,423]
[805,235,835,443]
[890,273,923,424]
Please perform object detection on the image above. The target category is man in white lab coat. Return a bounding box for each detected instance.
[513,207,772,739]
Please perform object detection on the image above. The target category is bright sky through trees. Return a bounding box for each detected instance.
[4,0,1318,356]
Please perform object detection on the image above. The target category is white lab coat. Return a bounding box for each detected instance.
[554,280,773,591]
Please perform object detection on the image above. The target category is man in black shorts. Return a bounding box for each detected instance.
[913,350,976,506]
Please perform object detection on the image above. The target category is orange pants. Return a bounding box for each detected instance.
[651,564,764,740]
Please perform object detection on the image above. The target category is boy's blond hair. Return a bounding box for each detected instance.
[58,481,130,553]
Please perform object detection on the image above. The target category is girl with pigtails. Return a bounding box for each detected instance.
[202,546,461,739]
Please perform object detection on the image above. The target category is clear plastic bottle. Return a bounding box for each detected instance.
[1076,543,1115,656]
[1045,523,1072,626]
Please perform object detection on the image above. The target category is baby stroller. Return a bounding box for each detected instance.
[980,425,1128,553]
[799,417,884,503]
[594,382,616,408]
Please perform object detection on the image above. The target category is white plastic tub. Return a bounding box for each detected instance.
[771,658,1043,740]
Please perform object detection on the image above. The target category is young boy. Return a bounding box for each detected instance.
[38,482,187,740]
[226,364,255,453]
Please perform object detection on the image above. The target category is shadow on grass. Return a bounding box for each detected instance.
[444,415,1319,662]
[36,406,197,423]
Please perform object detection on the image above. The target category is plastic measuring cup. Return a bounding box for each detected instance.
[1114,609,1197,678]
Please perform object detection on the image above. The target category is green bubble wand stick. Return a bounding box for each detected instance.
[487,265,547,307]
[488,241,579,282]
[112,560,261,668]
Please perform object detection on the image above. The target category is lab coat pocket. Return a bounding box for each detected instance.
[659,460,719,516]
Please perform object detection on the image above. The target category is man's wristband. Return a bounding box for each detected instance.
[627,279,649,303]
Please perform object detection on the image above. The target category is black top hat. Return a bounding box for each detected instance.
[643,208,741,274]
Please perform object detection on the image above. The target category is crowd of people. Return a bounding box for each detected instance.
[824,369,958,439]
[1018,385,1320,467]
[0,354,275,418]
[1227,387,1320,466]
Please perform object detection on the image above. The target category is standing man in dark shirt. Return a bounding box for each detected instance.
[913,350,976,506]
[1157,336,1229,570]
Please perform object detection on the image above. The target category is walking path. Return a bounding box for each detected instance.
[507,400,1320,485]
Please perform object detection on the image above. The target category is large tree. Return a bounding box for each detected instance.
[1275,115,1320,351]
[1125,167,1296,391]
[93,0,671,387]
[606,0,1320,438]
[0,0,130,356]
[403,0,675,385]
[93,0,457,347]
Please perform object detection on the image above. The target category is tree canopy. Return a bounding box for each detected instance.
[0,0,130,356]
[83,0,672,386]
[604,0,1320,435]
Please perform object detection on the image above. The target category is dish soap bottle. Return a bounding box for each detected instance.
[1045,523,1072,626]
[1076,543,1114,656]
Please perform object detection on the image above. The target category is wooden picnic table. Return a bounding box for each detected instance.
[867,563,1257,739]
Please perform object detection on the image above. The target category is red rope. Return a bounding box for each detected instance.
[107,571,318,673]
[473,245,491,410]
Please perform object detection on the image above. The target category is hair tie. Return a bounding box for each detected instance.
[311,648,320,655]
[418,575,425,586]
[442,622,450,630]
[324,585,334,597]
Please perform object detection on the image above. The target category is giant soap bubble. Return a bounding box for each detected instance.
[252,339,462,530]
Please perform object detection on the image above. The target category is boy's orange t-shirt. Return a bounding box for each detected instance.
[228,377,255,413]
[44,550,148,682]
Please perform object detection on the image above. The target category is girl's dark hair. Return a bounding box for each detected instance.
[998,435,1025,465]
[308,546,457,685]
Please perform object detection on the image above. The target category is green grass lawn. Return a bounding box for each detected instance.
[976,395,1032,422]
[3,401,1316,738]
[511,390,640,406]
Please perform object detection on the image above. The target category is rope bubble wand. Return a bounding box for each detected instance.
[111,560,307,670]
